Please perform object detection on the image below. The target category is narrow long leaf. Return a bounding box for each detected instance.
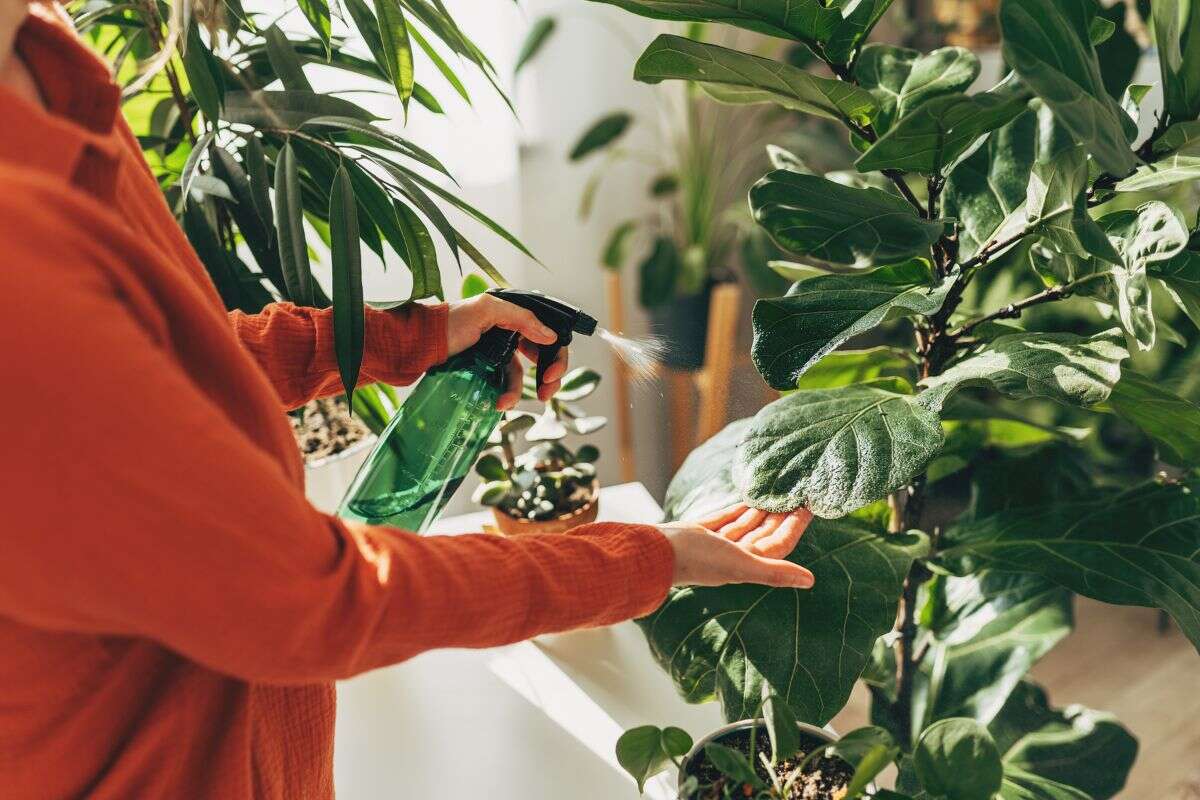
[394,201,444,300]
[406,20,471,104]
[298,0,332,54]
[274,141,315,306]
[375,0,415,108]
[264,25,314,92]
[331,164,365,403]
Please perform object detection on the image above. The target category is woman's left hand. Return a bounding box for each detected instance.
[692,503,814,560]
[446,294,569,409]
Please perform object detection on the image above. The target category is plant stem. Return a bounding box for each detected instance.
[949,273,1106,339]
[137,0,197,146]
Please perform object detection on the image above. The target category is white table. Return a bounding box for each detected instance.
[333,483,724,799]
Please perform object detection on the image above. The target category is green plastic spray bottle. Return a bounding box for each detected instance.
[337,289,598,532]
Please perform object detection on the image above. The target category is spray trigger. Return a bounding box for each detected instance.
[487,288,598,387]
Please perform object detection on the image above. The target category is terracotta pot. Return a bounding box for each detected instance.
[490,482,600,535]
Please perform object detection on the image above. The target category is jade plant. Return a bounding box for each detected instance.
[592,0,1200,797]
[472,368,607,522]
[75,0,528,434]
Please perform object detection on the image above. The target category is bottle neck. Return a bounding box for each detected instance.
[437,328,520,385]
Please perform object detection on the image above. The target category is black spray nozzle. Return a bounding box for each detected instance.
[488,288,598,386]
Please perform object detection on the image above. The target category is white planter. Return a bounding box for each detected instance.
[304,435,376,514]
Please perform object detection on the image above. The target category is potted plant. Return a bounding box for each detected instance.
[589,0,1200,796]
[471,367,607,535]
[78,0,533,483]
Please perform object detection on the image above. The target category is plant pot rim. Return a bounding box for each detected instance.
[303,432,377,470]
[493,477,599,528]
[679,718,872,796]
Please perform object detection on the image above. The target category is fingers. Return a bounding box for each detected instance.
[695,503,747,531]
[749,510,813,559]
[737,553,815,589]
[497,356,523,410]
[518,340,568,401]
[718,507,767,542]
[485,294,556,345]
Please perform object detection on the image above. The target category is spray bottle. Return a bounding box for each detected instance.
[337,289,599,532]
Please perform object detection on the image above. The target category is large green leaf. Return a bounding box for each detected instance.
[999,0,1136,176]
[1150,242,1200,327]
[1105,371,1200,467]
[638,236,681,307]
[999,769,1091,800]
[913,718,1004,800]
[939,477,1200,651]
[1153,119,1200,155]
[330,164,364,403]
[991,682,1137,800]
[263,25,313,92]
[273,141,314,306]
[751,260,953,390]
[639,516,927,722]
[876,574,1073,745]
[856,85,1030,175]
[181,23,224,123]
[1096,201,1190,350]
[663,418,752,522]
[1114,154,1200,192]
[615,725,693,792]
[394,202,443,302]
[222,91,378,128]
[732,385,946,517]
[794,347,914,390]
[854,44,980,135]
[750,171,945,268]
[919,330,1128,411]
[943,110,1036,260]
[822,0,895,64]
[1153,0,1200,122]
[584,0,842,48]
[633,35,877,124]
[375,0,415,109]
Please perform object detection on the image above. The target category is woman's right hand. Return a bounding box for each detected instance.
[658,520,815,590]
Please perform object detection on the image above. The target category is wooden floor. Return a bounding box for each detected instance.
[830,599,1200,799]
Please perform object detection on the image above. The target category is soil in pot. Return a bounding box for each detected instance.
[683,727,854,800]
[291,397,372,464]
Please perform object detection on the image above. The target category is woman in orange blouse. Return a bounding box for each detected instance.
[0,4,815,799]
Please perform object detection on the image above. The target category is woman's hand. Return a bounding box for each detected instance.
[692,503,814,559]
[447,294,569,409]
[658,521,815,589]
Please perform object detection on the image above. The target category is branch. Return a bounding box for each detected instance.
[885,169,928,217]
[949,273,1106,339]
[958,222,1037,273]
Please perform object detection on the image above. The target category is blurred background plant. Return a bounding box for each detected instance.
[72,0,534,457]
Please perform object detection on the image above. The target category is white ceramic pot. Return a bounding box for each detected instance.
[304,435,377,514]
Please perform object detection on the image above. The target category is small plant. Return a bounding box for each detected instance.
[591,0,1200,797]
[472,368,607,522]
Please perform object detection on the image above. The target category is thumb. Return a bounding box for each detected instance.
[739,554,815,589]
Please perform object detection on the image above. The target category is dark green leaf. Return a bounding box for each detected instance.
[1153,0,1200,121]
[211,147,284,291]
[919,329,1129,411]
[638,236,680,307]
[1152,119,1200,156]
[703,743,761,786]
[998,0,1136,176]
[853,44,980,134]
[992,682,1137,800]
[822,0,894,65]
[642,513,926,721]
[182,23,223,123]
[273,141,314,306]
[584,0,841,47]
[763,693,803,764]
[222,91,379,128]
[264,25,314,91]
[939,478,1200,651]
[575,444,600,463]
[752,259,953,390]
[1115,154,1200,192]
[750,171,946,267]
[406,20,471,105]
[856,84,1031,175]
[999,769,1092,799]
[515,16,556,75]
[375,0,415,108]
[1150,242,1200,328]
[602,220,638,270]
[1095,3,1139,98]
[1105,371,1200,467]
[913,718,1004,800]
[649,173,678,196]
[330,164,365,402]
[615,725,693,792]
[394,202,444,301]
[569,112,632,161]
[812,726,899,797]
[634,35,877,124]
[943,110,1036,259]
[733,385,945,517]
[475,453,508,480]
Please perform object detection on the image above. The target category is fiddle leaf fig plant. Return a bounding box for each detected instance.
[594,0,1200,796]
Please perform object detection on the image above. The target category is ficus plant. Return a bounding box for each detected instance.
[73,0,530,413]
[595,0,1200,797]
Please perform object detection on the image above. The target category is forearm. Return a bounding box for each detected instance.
[229,301,448,408]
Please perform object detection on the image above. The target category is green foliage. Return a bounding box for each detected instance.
[616,725,693,792]
[83,0,530,400]
[595,0,1198,795]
